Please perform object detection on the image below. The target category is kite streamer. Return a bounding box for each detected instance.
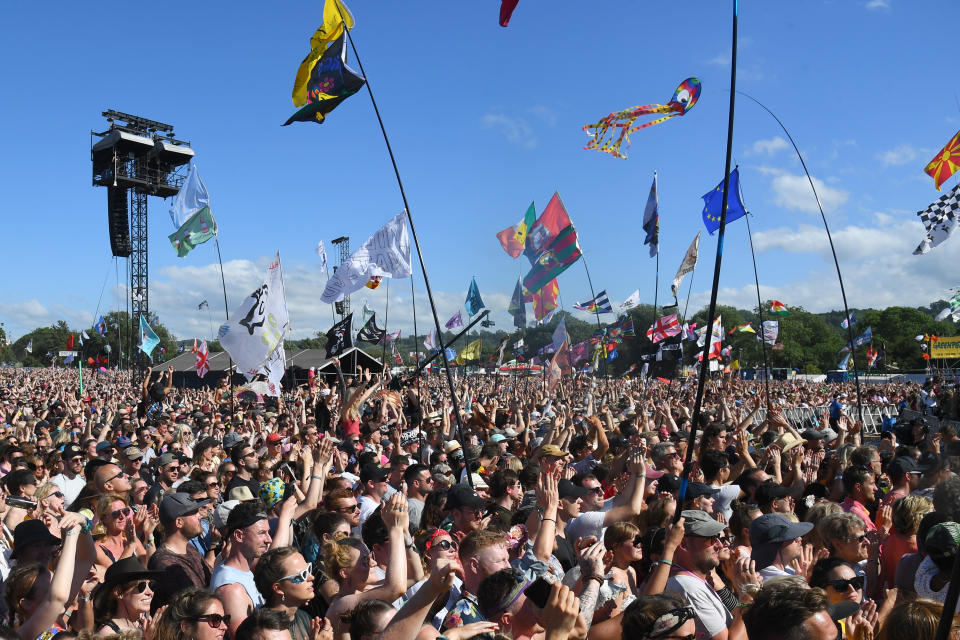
[583,78,701,159]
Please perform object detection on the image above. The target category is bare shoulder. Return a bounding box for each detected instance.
[216,582,252,603]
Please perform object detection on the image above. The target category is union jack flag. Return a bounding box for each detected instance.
[646,313,681,344]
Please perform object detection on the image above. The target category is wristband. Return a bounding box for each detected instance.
[311,475,324,480]
[587,574,605,585]
[660,558,673,566]
[541,518,556,524]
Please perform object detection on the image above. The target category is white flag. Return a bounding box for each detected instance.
[218,252,291,377]
[316,240,328,272]
[621,289,642,310]
[320,212,412,303]
[671,231,700,296]
[552,317,569,353]
[25,339,33,353]
[170,164,210,228]
[424,329,436,351]
[259,344,286,397]
[761,320,779,345]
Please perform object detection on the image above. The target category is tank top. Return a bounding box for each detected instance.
[210,563,264,607]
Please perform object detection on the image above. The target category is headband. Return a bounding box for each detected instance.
[487,571,532,617]
[647,606,695,639]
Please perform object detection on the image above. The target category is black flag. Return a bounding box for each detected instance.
[325,313,354,358]
[357,313,386,344]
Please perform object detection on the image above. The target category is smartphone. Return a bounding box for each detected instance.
[6,496,38,509]
[524,577,552,609]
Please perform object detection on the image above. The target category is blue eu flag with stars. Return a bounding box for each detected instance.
[702,167,748,235]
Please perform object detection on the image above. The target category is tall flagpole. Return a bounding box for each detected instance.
[678,263,697,370]
[737,90,863,423]
[652,171,660,320]
[337,15,472,486]
[213,235,236,424]
[743,212,772,412]
[381,280,390,366]
[679,0,738,518]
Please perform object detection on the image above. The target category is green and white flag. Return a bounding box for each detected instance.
[169,206,218,257]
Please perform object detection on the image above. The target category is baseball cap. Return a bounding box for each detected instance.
[558,479,590,500]
[645,465,665,480]
[115,436,132,448]
[680,509,726,537]
[223,433,244,450]
[123,446,144,461]
[266,433,282,445]
[755,481,792,506]
[749,513,814,569]
[801,428,828,441]
[888,456,926,479]
[925,521,960,571]
[62,443,83,459]
[157,452,178,467]
[446,484,487,510]
[658,474,681,494]
[360,463,390,485]
[213,500,240,529]
[159,493,210,524]
[96,441,115,453]
[540,444,570,458]
[490,434,507,443]
[686,482,721,500]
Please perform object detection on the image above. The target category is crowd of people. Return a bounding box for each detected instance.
[0,362,959,640]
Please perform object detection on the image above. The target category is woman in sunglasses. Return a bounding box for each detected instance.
[254,547,331,640]
[154,587,229,640]
[94,493,147,569]
[600,522,642,614]
[92,556,163,634]
[809,558,863,605]
[35,482,66,537]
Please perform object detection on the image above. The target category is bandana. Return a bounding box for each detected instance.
[484,570,532,617]
[648,607,695,638]
[424,527,451,551]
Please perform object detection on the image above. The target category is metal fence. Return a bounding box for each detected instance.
[749,404,900,436]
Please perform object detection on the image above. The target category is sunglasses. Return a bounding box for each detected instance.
[52,491,64,499]
[107,470,127,483]
[279,562,313,584]
[193,614,231,628]
[588,487,604,495]
[633,535,644,547]
[827,576,864,591]
[335,503,360,513]
[431,539,459,552]
[207,482,220,488]
[129,580,157,593]
[112,507,133,519]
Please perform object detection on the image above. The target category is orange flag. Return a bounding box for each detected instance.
[925,130,960,191]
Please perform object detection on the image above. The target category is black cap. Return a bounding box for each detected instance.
[755,481,792,506]
[888,456,926,479]
[686,482,721,500]
[446,484,487,510]
[558,479,590,500]
[360,463,390,485]
[157,452,178,467]
[62,443,83,459]
[11,520,61,558]
[801,428,828,440]
[749,513,814,569]
[658,474,681,494]
[159,493,209,524]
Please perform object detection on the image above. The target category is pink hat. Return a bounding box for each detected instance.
[646,465,665,479]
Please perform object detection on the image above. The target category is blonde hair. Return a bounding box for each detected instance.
[803,501,843,549]
[879,599,960,640]
[604,521,640,549]
[35,482,60,503]
[321,537,367,584]
[892,495,933,537]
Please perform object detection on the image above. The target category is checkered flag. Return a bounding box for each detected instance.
[915,182,960,254]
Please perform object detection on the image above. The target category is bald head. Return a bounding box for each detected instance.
[95,464,132,494]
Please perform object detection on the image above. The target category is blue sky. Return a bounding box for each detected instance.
[1,0,957,343]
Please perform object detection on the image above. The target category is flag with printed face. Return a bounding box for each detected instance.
[218,253,291,376]
[761,320,778,346]
[445,311,463,330]
[95,316,108,337]
[321,212,412,303]
[642,173,659,257]
[523,193,573,265]
[138,316,160,357]
[496,202,537,258]
[324,313,354,358]
[196,340,210,378]
[671,231,700,297]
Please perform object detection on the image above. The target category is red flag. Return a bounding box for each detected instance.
[925,130,960,191]
[196,340,210,378]
[524,278,559,320]
[499,0,520,26]
[66,334,74,351]
[523,193,572,263]
[646,314,681,343]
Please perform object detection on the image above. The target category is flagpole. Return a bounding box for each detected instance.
[652,171,660,321]
[409,275,425,461]
[680,0,738,519]
[213,236,236,424]
[737,90,863,423]
[381,280,390,366]
[337,16,472,487]
[743,211,772,413]
[580,254,605,376]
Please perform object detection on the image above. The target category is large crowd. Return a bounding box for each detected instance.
[0,363,959,640]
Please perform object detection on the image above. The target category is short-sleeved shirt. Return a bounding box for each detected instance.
[148,545,212,613]
[565,510,606,545]
[710,484,742,521]
[442,590,486,632]
[666,572,733,639]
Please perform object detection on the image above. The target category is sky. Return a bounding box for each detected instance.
[1,0,957,345]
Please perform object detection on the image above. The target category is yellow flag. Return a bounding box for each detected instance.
[456,338,482,365]
[292,0,356,107]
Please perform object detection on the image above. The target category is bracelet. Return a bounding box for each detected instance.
[541,518,556,524]
[63,528,77,537]
[77,594,92,604]
[311,475,324,480]
[660,558,673,566]
[586,574,605,585]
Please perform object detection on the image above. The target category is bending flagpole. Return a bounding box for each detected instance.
[678,0,738,520]
[736,90,863,422]
[337,15,472,486]
[678,263,697,369]
[214,235,236,423]
[743,212,772,413]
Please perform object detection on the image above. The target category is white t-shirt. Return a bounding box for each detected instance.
[710,484,742,520]
[666,573,732,639]
[356,494,381,534]
[51,473,86,507]
[565,510,606,545]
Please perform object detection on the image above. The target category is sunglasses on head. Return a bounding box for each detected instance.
[827,576,864,591]
[128,580,156,593]
[193,614,231,628]
[280,562,313,584]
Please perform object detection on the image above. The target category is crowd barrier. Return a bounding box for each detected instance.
[748,404,899,436]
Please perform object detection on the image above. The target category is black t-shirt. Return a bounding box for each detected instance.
[489,504,513,532]
[226,474,260,499]
[553,534,577,572]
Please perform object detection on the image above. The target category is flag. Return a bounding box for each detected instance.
[496,202,536,258]
[444,347,457,362]
[607,346,619,362]
[866,343,878,368]
[621,289,641,310]
[196,340,210,378]
[316,240,328,271]
[445,311,463,330]
[522,225,582,294]
[66,334,74,351]
[619,315,636,337]
[574,290,613,314]
[191,338,198,353]
[456,338,482,365]
[357,313,386,343]
[321,212,412,303]
[218,253,291,376]
[513,338,525,350]
[291,0,355,103]
[383,329,401,343]
[508,278,526,328]
[364,275,383,290]
[709,315,724,351]
[424,329,436,351]
[465,277,485,317]
[324,313,354,358]
[702,167,748,235]
[646,313,681,343]
[523,193,573,265]
[682,323,698,341]
[25,339,32,354]
[671,231,700,297]
[761,320,778,345]
[525,278,559,321]
[840,312,855,329]
[285,29,365,126]
[169,206,218,257]
[570,340,590,365]
[624,364,637,376]
[494,337,509,365]
[170,164,210,228]
[259,343,286,396]
[552,317,570,353]
[641,173,659,257]
[78,332,84,347]
[852,327,873,349]
[769,300,790,316]
[914,183,960,254]
[838,352,851,371]
[499,0,520,26]
[925,130,960,191]
[198,300,210,311]
[728,324,755,335]
[138,315,160,357]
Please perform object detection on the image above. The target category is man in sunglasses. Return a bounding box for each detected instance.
[226,443,261,499]
[93,461,133,496]
[145,452,181,507]
[51,443,86,506]
[148,493,212,613]
[749,513,814,581]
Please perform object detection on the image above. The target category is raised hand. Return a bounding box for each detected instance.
[380,492,410,531]
[309,616,334,640]
[542,582,581,640]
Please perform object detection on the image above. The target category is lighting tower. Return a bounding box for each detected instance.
[331,236,351,319]
[91,110,193,379]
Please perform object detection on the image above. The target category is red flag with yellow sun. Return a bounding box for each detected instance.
[925,130,960,191]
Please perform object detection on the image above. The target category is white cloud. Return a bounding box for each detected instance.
[760,168,849,213]
[877,144,918,166]
[528,105,558,127]
[865,0,890,10]
[749,137,788,156]
[481,113,537,149]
